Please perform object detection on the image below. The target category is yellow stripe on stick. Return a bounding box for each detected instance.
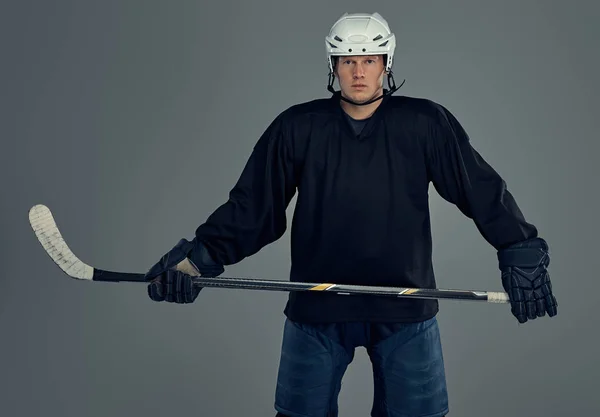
[309,283,335,291]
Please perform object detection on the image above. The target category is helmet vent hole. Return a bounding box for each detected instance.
[334,36,343,42]
[373,34,383,41]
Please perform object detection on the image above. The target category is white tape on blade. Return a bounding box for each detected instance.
[29,204,94,280]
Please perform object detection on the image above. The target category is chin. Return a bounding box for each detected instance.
[345,91,373,104]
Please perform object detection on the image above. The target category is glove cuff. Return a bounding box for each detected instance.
[144,238,195,280]
[188,239,225,278]
[497,237,550,269]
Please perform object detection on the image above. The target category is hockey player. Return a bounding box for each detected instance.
[144,12,558,417]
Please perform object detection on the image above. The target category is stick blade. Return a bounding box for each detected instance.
[28,204,94,280]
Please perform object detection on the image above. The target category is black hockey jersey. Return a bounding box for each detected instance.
[193,91,538,323]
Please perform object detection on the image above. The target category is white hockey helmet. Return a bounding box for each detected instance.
[325,12,396,74]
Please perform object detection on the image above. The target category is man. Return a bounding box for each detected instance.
[144,12,558,417]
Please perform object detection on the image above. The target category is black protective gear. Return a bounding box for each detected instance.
[497,237,558,323]
[147,269,200,303]
[192,94,540,323]
[144,238,224,304]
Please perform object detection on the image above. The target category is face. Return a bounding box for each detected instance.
[334,55,386,104]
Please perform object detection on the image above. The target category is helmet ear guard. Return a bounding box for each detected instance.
[325,12,405,106]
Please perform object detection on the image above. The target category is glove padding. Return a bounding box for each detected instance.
[497,237,558,323]
[144,238,224,304]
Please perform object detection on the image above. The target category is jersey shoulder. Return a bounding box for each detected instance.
[261,96,338,139]
[252,97,334,151]
[386,94,452,120]
[280,96,336,120]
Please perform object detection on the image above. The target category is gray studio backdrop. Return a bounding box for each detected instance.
[2,1,599,416]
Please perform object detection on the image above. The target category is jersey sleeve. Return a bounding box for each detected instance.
[423,103,538,250]
[192,113,298,265]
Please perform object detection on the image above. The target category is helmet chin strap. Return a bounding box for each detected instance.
[327,71,406,106]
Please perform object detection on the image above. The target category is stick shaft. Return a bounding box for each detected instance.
[89,269,508,303]
[30,203,510,304]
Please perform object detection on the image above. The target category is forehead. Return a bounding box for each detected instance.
[337,55,382,61]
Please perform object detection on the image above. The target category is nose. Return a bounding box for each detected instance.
[353,63,365,78]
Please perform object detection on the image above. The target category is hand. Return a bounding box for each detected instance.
[147,268,201,304]
[144,238,224,304]
[497,237,558,323]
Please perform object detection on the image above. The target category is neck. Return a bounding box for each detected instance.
[339,88,384,120]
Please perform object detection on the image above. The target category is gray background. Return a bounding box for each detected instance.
[2,0,598,416]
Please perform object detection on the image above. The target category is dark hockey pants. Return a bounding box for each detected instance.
[273,316,449,417]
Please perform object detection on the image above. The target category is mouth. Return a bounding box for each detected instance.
[352,84,367,88]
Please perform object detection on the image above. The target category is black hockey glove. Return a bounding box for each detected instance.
[144,238,224,304]
[497,237,558,323]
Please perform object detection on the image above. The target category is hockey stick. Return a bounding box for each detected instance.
[28,204,510,303]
